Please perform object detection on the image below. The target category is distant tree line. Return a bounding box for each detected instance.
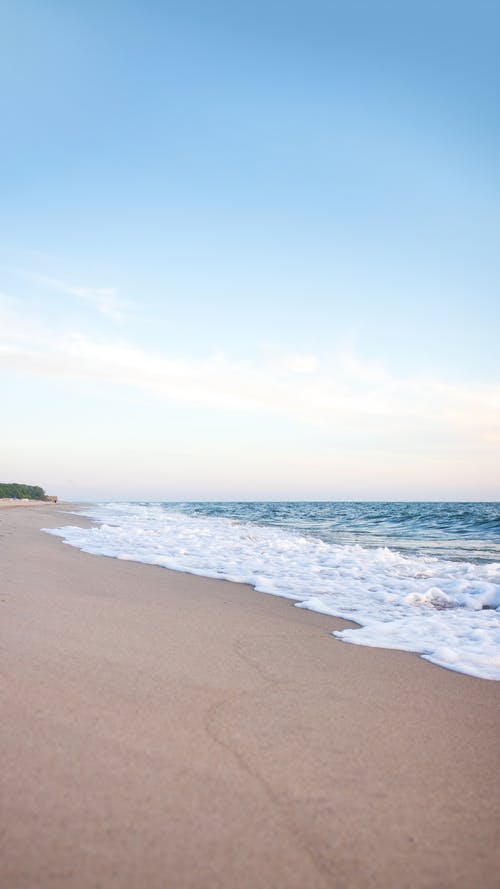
[0,482,48,500]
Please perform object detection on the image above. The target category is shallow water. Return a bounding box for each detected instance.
[45,501,500,680]
[157,501,500,562]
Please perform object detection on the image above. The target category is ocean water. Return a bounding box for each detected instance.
[45,501,500,680]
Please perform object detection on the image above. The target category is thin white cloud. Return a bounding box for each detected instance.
[1,299,499,461]
[282,353,319,374]
[24,273,125,320]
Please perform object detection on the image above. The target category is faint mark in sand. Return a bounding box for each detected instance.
[202,637,343,889]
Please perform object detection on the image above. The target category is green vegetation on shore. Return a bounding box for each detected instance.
[0,482,48,500]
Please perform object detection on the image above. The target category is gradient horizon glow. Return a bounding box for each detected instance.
[1,1,499,501]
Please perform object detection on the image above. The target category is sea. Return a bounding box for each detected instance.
[45,501,500,681]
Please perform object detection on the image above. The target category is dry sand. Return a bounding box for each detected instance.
[1,504,499,889]
[0,499,50,509]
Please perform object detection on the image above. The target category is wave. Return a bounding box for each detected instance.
[44,502,500,681]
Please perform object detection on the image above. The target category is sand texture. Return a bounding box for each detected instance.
[1,504,499,889]
[0,499,52,509]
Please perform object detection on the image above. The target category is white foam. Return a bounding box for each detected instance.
[44,502,500,680]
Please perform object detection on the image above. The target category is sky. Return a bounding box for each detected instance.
[1,0,499,501]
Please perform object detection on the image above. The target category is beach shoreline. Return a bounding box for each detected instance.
[1,503,499,888]
[0,499,58,509]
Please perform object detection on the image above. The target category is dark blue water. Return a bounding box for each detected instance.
[153,502,500,563]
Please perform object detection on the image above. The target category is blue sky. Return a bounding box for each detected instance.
[1,1,499,499]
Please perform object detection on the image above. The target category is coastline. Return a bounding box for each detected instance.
[1,503,499,888]
[0,499,57,509]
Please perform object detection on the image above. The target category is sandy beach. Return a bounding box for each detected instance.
[0,499,52,509]
[1,504,499,889]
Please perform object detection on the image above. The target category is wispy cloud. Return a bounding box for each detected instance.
[1,296,499,460]
[281,352,319,374]
[24,273,125,320]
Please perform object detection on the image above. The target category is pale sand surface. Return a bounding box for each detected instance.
[1,505,499,889]
[0,499,52,509]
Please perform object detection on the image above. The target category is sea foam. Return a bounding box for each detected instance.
[44,502,500,680]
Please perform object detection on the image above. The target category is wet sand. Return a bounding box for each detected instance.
[1,504,499,888]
